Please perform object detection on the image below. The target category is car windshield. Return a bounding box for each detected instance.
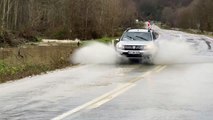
[122,32,152,41]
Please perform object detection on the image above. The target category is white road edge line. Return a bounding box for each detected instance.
[51,65,165,120]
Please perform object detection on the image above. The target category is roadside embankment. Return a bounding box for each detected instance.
[0,44,77,83]
[0,37,116,83]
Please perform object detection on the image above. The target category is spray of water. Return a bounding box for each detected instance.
[153,39,196,64]
[71,42,120,65]
[71,25,213,65]
[152,25,213,64]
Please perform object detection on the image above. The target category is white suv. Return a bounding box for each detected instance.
[116,29,158,63]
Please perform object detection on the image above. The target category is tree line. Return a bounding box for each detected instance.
[135,0,212,32]
[0,0,136,40]
[160,0,213,32]
[0,0,212,41]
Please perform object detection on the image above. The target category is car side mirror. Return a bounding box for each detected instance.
[115,38,120,41]
[112,38,119,46]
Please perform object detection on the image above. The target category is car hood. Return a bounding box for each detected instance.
[118,41,153,46]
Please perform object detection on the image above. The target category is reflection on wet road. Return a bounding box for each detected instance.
[0,64,156,120]
[68,64,213,120]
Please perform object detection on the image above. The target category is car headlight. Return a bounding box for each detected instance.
[117,43,124,49]
[144,44,154,50]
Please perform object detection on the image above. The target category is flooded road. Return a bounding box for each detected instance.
[0,64,156,120]
[0,26,213,120]
[68,63,213,120]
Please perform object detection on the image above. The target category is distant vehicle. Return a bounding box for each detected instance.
[115,28,159,64]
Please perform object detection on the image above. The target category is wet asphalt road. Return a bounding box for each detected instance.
[0,64,156,120]
[66,64,213,120]
[1,63,213,120]
[0,27,213,120]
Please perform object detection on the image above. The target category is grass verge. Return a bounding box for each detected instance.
[0,37,117,83]
[0,43,77,83]
[82,37,117,46]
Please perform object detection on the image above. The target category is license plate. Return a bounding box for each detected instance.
[128,51,140,54]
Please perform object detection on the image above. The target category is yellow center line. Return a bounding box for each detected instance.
[153,65,163,71]
[128,71,152,83]
[51,65,167,120]
[88,83,136,109]
[51,83,135,120]
[155,65,167,73]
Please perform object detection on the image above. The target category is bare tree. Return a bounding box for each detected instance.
[0,0,137,39]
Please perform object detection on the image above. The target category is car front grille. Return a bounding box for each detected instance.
[124,45,144,50]
[122,53,142,57]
